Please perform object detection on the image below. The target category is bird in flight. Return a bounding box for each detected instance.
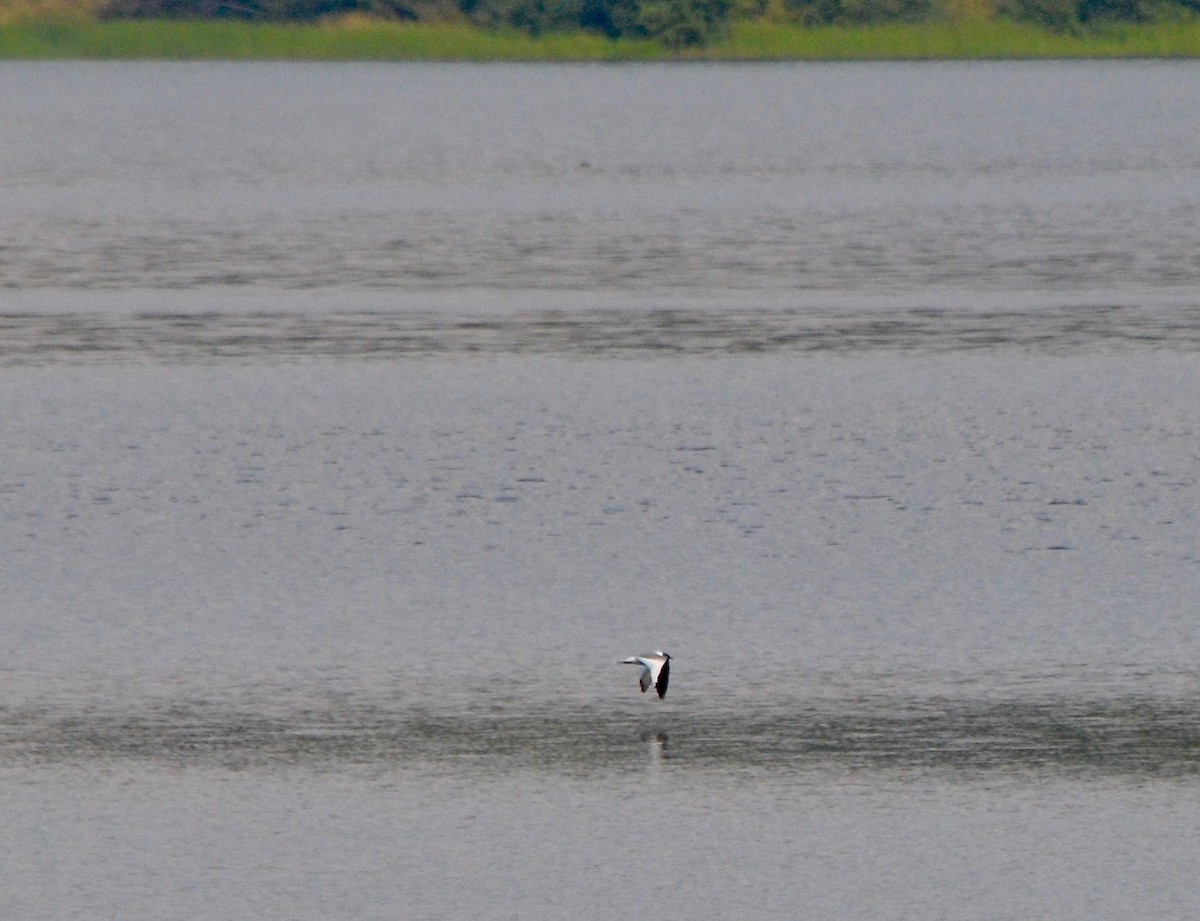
[622,651,671,699]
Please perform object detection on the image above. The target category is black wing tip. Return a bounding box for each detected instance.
[655,660,670,698]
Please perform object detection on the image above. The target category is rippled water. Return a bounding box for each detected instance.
[4,301,1200,363]
[7,691,1200,781]
[4,60,1200,302]
[3,61,1200,920]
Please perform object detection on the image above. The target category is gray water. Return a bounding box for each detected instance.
[2,61,1200,920]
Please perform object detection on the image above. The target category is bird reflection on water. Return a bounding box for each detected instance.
[643,731,670,771]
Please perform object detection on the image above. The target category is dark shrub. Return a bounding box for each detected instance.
[1076,0,1149,19]
[785,0,932,25]
[995,0,1077,27]
[578,0,639,34]
[464,0,729,42]
[462,0,584,31]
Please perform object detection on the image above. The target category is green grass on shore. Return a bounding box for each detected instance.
[3,14,1200,59]
[718,18,1200,59]
[0,18,662,59]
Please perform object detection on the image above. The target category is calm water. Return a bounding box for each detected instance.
[3,61,1200,920]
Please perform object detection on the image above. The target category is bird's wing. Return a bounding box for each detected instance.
[642,656,665,688]
[655,660,670,698]
[624,657,653,693]
[638,668,652,693]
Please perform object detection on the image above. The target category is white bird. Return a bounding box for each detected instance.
[622,651,671,699]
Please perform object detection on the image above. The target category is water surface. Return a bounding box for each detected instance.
[2,61,1200,921]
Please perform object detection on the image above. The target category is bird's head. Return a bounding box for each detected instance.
[654,650,670,659]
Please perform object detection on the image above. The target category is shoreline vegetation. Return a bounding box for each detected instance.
[3,0,1200,58]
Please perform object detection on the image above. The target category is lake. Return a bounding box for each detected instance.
[2,60,1200,920]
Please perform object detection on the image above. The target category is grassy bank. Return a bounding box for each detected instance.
[719,18,1200,59]
[0,17,663,59]
[3,13,1200,58]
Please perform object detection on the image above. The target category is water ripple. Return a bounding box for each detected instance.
[4,304,1200,365]
[5,695,1198,779]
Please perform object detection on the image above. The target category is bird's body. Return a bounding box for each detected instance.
[622,651,671,699]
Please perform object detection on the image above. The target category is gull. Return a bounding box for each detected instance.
[622,651,671,699]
